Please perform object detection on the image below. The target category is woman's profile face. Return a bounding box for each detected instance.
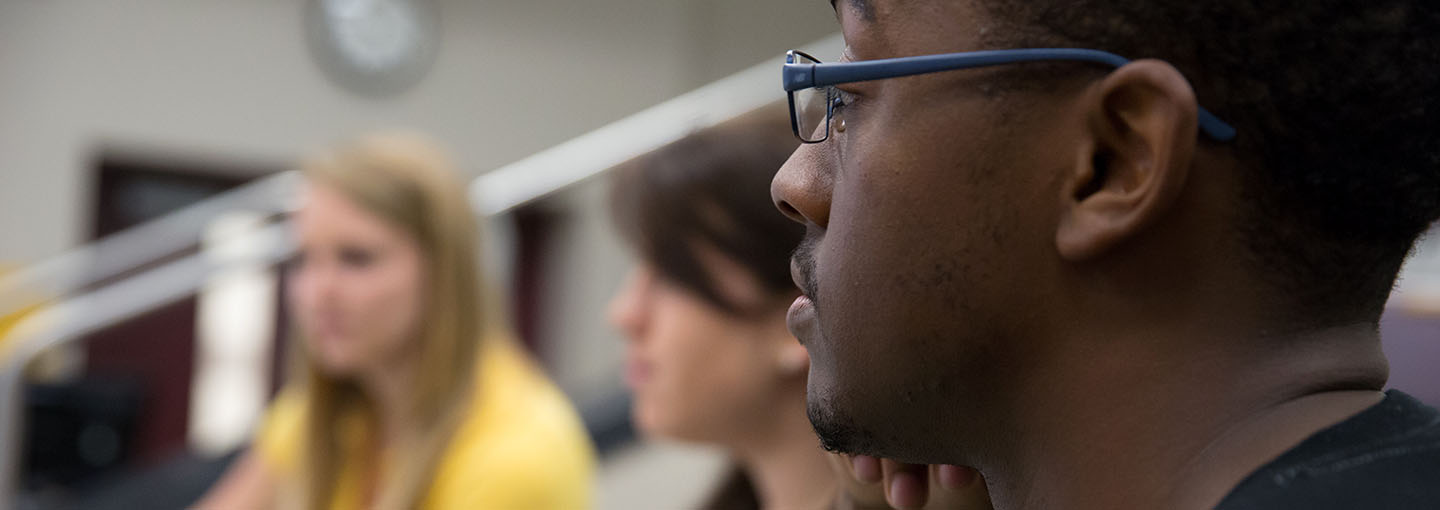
[287,183,427,377]
[607,251,796,444]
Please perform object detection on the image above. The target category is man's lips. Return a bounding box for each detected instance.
[787,294,817,346]
[790,257,814,298]
[788,251,821,345]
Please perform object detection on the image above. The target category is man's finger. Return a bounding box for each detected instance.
[924,465,992,510]
[881,458,929,509]
[827,453,888,509]
[853,455,882,484]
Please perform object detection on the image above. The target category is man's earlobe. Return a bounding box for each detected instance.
[1056,59,1199,261]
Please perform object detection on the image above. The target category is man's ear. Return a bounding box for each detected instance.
[1056,59,1199,261]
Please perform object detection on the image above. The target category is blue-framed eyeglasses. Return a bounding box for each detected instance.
[783,48,1237,144]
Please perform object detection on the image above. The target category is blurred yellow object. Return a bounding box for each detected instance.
[0,307,33,349]
[0,265,45,351]
[0,264,70,382]
[257,337,596,510]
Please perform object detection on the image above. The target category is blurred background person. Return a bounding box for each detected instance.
[606,111,835,510]
[198,132,594,510]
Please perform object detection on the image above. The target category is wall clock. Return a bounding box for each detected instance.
[305,0,441,97]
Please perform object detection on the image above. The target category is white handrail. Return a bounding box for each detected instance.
[0,171,301,319]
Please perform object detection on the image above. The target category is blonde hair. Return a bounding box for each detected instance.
[288,132,502,510]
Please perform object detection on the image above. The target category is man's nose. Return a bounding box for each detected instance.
[771,142,832,228]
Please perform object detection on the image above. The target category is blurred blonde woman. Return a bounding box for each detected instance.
[199,132,594,510]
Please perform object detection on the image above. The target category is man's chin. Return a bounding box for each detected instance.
[807,394,883,456]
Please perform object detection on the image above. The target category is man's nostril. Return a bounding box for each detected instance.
[774,197,810,226]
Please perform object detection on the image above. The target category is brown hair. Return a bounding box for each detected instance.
[610,105,804,316]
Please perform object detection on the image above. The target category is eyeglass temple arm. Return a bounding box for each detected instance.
[783,48,1237,142]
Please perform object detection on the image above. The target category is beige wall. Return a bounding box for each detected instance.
[0,0,834,262]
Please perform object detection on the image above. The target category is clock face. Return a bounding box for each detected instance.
[305,0,440,97]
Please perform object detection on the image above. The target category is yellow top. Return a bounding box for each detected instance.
[256,339,596,510]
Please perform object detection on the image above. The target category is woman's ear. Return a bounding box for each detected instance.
[1056,59,1198,261]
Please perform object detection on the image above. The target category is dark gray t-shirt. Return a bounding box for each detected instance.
[1218,390,1440,509]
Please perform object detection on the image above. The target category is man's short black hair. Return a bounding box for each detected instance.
[977,0,1440,323]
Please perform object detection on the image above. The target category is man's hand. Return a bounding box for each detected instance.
[828,454,992,510]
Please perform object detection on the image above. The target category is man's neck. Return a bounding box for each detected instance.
[983,321,1388,510]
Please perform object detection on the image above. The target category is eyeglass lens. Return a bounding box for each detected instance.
[789,52,831,142]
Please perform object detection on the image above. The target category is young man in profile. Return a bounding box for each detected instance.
[771,1,1440,509]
